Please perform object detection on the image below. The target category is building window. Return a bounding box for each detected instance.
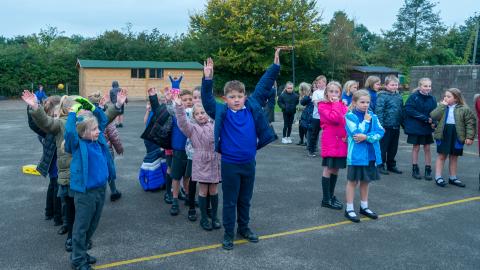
[149,68,164,79]
[131,68,146,79]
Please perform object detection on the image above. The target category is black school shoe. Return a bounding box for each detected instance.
[170,200,180,216]
[435,177,447,187]
[448,178,466,188]
[164,193,173,204]
[212,219,221,230]
[360,207,378,219]
[378,165,389,175]
[200,218,212,231]
[65,238,73,252]
[321,199,342,210]
[344,210,360,223]
[237,228,259,243]
[387,166,402,174]
[57,225,68,235]
[188,209,197,222]
[71,264,92,270]
[222,233,234,250]
[110,191,122,202]
[86,253,96,264]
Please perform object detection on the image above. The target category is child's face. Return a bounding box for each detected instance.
[181,94,193,108]
[443,91,456,105]
[316,80,326,90]
[373,81,381,91]
[194,107,208,124]
[326,86,341,101]
[385,81,398,92]
[419,82,431,94]
[285,84,294,93]
[224,90,246,111]
[158,95,166,104]
[193,90,201,105]
[82,123,100,141]
[350,84,358,93]
[355,96,371,112]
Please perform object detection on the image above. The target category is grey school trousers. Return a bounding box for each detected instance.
[71,185,106,267]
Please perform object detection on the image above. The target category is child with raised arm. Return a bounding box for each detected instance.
[318,81,348,210]
[168,72,184,94]
[344,90,385,223]
[201,48,281,250]
[174,95,221,231]
[430,88,476,188]
[404,78,437,180]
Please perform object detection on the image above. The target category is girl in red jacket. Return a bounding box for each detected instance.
[318,81,348,210]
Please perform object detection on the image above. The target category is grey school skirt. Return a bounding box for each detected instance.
[347,161,380,182]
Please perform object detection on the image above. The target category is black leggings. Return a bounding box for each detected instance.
[299,126,307,143]
[308,119,321,153]
[62,196,75,239]
[282,112,295,137]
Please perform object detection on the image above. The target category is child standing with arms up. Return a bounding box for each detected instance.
[318,81,348,210]
[404,78,437,180]
[375,75,403,175]
[174,96,221,231]
[201,49,282,250]
[278,82,299,144]
[344,90,384,223]
[430,88,476,188]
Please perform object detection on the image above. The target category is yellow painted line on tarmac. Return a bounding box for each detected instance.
[95,196,480,269]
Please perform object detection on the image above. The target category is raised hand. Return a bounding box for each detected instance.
[364,112,372,122]
[203,57,214,79]
[116,88,128,108]
[21,90,39,110]
[173,95,182,106]
[274,47,281,65]
[74,96,95,112]
[147,87,157,96]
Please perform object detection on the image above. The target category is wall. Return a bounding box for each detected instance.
[410,65,480,108]
[79,68,203,100]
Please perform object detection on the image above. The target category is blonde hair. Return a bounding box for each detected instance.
[58,95,76,117]
[365,76,381,91]
[87,91,102,104]
[343,80,358,96]
[76,111,98,138]
[324,81,342,100]
[299,82,312,96]
[191,103,207,123]
[385,75,399,85]
[349,89,370,111]
[446,88,466,106]
[44,95,61,116]
[412,77,432,93]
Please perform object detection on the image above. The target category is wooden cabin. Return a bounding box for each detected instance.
[77,59,204,100]
[349,66,401,88]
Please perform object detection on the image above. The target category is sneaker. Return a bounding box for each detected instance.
[281,137,288,144]
[287,137,293,144]
[222,233,234,250]
[308,152,316,157]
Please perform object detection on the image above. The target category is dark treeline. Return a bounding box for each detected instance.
[0,0,479,96]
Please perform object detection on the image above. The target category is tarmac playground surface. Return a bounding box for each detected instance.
[0,100,479,270]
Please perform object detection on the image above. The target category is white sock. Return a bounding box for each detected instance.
[360,201,368,209]
[449,175,457,180]
[346,203,354,212]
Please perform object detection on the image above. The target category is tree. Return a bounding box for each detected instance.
[189,0,325,92]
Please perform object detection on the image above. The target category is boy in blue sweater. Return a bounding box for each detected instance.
[65,91,127,270]
[201,48,282,250]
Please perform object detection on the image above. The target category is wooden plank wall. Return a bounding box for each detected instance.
[79,68,203,100]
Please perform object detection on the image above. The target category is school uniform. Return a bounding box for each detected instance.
[404,90,437,145]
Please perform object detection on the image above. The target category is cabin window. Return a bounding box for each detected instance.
[131,68,146,79]
[149,68,164,79]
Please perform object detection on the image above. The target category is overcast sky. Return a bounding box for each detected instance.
[0,0,478,38]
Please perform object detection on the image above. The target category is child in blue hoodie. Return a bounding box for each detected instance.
[201,48,282,250]
[65,91,127,270]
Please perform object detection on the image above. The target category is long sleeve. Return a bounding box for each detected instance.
[430,104,446,121]
[277,94,286,110]
[250,64,280,107]
[319,102,346,126]
[64,112,79,154]
[201,78,217,119]
[375,94,386,125]
[105,123,124,155]
[345,113,371,137]
[27,106,46,138]
[465,109,477,140]
[30,106,62,135]
[366,117,384,143]
[174,104,194,138]
[405,95,429,122]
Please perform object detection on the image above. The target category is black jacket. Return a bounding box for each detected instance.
[278,91,299,114]
[404,91,437,135]
[27,107,57,177]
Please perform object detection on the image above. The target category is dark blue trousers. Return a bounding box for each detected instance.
[221,160,256,236]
